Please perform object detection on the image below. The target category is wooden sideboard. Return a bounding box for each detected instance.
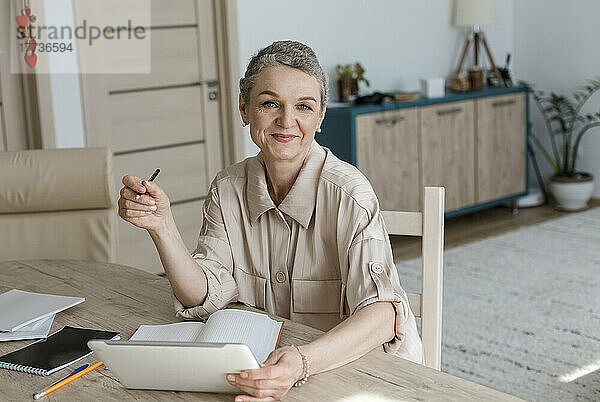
[318,87,529,217]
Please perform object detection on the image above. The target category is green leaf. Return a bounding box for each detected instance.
[531,134,561,173]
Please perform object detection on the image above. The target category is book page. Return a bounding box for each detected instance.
[200,310,283,363]
[130,322,205,342]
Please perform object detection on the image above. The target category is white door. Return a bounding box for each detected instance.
[74,0,226,273]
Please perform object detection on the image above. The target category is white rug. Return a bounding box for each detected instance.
[396,208,600,402]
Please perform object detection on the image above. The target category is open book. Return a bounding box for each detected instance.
[130,309,284,363]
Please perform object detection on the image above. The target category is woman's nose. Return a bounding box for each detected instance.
[276,107,296,128]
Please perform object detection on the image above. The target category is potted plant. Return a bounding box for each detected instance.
[335,63,370,103]
[526,80,600,211]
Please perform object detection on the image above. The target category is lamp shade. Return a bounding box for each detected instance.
[453,0,496,26]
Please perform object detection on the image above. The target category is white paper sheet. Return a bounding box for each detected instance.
[0,289,84,332]
[0,314,55,342]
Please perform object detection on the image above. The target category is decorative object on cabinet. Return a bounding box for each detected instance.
[335,63,370,103]
[420,78,445,98]
[525,80,600,211]
[452,0,503,90]
[468,68,484,90]
[450,75,470,92]
[393,92,420,102]
[317,87,529,217]
[354,92,394,105]
[354,91,420,105]
[487,53,513,88]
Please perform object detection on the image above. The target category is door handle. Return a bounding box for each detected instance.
[437,107,462,116]
[492,99,516,107]
[375,116,405,126]
[198,79,218,87]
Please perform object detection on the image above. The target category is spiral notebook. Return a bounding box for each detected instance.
[0,326,119,376]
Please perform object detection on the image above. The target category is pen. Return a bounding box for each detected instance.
[32,361,103,399]
[32,363,89,399]
[135,168,161,200]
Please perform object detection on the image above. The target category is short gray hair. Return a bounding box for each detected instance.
[239,40,328,111]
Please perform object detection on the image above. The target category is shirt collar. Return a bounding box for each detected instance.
[246,141,325,229]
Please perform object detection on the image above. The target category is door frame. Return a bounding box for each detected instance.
[0,0,32,150]
[216,0,245,165]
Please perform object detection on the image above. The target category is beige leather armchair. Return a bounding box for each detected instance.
[0,148,117,262]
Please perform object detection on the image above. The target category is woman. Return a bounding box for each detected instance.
[118,40,422,401]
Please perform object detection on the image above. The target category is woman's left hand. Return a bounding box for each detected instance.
[227,346,304,401]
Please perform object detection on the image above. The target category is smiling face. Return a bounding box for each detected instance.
[239,65,326,165]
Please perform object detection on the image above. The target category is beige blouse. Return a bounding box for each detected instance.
[174,141,424,364]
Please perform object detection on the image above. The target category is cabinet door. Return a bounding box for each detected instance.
[477,93,527,203]
[356,108,420,211]
[420,101,475,212]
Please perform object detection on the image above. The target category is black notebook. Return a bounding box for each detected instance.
[0,326,119,376]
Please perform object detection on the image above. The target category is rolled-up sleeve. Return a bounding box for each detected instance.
[345,209,424,364]
[173,180,238,321]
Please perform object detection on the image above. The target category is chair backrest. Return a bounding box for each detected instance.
[382,186,445,370]
[0,147,117,262]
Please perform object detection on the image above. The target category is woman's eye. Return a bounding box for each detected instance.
[298,104,312,111]
[262,101,277,108]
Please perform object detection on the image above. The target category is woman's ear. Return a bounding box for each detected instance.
[238,93,249,126]
[317,105,327,131]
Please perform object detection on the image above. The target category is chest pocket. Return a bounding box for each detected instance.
[234,267,266,310]
[292,279,341,314]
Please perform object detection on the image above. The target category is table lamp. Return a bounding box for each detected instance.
[453,0,504,88]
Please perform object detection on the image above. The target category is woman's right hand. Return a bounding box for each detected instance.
[118,175,172,235]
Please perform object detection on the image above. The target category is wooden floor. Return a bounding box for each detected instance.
[391,198,600,263]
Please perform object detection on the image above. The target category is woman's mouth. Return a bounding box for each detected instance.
[270,134,297,143]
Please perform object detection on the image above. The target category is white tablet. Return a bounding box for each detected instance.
[87,340,260,393]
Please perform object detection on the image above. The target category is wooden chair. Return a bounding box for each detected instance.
[382,186,445,370]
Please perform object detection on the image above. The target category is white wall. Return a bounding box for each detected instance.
[237,0,514,157]
[513,1,600,196]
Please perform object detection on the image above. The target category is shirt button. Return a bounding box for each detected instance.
[275,271,286,283]
[371,263,384,274]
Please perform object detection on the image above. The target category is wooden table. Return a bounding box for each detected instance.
[0,260,521,401]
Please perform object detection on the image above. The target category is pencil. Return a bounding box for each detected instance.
[33,364,88,398]
[32,361,104,399]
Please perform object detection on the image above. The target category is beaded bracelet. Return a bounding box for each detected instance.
[291,344,310,387]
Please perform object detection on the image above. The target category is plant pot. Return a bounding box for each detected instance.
[337,76,359,103]
[338,76,352,103]
[549,172,595,211]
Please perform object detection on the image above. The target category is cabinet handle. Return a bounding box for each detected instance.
[375,116,405,126]
[492,99,516,107]
[436,107,462,116]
